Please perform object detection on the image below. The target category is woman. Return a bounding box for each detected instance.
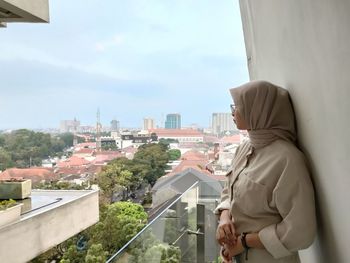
[215,81,316,263]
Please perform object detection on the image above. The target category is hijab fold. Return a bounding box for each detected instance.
[230,80,296,149]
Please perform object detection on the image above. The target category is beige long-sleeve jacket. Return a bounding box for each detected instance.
[215,139,316,262]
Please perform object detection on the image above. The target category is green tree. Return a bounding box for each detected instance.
[101,141,118,151]
[127,231,181,263]
[0,148,12,171]
[109,157,144,191]
[167,149,181,161]
[97,163,133,203]
[90,202,147,256]
[85,244,107,263]
[158,138,179,145]
[57,133,75,148]
[36,181,86,190]
[133,143,169,186]
[0,129,68,168]
[59,244,86,263]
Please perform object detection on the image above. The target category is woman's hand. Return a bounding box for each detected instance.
[220,237,245,263]
[220,245,234,263]
[216,210,236,246]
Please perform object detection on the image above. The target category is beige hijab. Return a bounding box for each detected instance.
[230,80,296,149]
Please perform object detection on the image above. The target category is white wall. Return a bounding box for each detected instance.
[239,1,350,262]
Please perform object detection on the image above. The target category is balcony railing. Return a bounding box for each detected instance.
[107,181,222,263]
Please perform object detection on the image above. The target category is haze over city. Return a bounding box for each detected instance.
[0,0,248,130]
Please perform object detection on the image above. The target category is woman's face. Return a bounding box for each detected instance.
[232,108,248,130]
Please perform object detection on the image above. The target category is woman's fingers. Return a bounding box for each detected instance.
[229,221,236,237]
[220,246,233,263]
[217,227,232,245]
[223,223,235,242]
[217,222,236,245]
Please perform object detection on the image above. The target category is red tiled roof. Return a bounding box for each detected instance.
[203,135,220,143]
[219,135,241,144]
[93,152,123,164]
[95,151,122,156]
[73,148,95,155]
[75,142,96,149]
[122,146,138,154]
[181,150,208,161]
[56,165,102,176]
[0,167,57,184]
[173,160,210,173]
[149,128,203,137]
[57,156,91,168]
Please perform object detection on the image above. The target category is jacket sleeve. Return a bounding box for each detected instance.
[214,144,241,215]
[258,155,317,258]
[214,180,231,215]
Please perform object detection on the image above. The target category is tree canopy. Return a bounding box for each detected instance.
[31,202,148,263]
[133,143,169,186]
[168,149,181,161]
[97,163,133,203]
[0,130,82,170]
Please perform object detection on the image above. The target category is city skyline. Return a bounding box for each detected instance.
[0,0,249,130]
[57,110,236,132]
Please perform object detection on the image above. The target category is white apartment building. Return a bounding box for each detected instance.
[143,117,155,130]
[211,113,236,135]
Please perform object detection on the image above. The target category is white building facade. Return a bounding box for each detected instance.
[143,118,155,130]
[212,113,236,135]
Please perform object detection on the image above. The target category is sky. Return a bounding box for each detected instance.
[0,0,249,130]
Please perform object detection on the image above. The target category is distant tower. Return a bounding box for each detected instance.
[143,118,155,130]
[110,119,120,132]
[73,117,78,146]
[165,113,181,129]
[96,108,102,152]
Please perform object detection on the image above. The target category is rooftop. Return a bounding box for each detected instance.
[149,128,203,137]
[0,189,99,263]
[0,167,57,185]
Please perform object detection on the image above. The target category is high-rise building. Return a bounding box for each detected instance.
[165,113,181,129]
[143,118,155,130]
[212,113,236,135]
[60,119,80,133]
[110,119,120,132]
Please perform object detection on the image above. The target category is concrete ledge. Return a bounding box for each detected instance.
[0,190,99,263]
[0,0,49,23]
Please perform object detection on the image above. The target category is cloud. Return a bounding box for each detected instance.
[0,0,249,129]
[95,34,125,52]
